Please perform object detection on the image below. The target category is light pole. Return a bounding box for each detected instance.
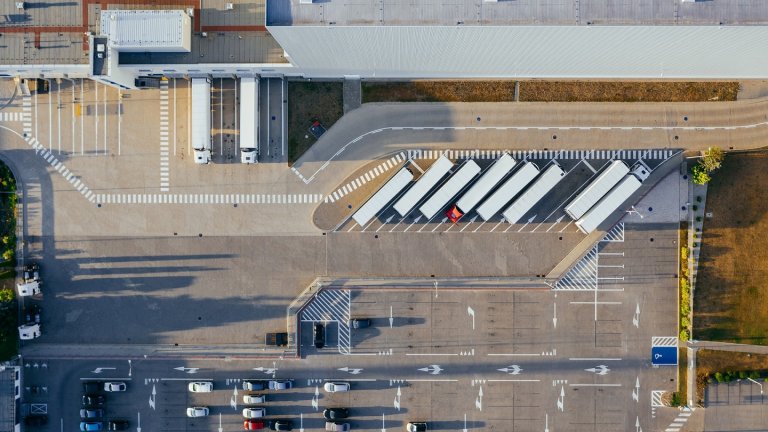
[747,377,763,394]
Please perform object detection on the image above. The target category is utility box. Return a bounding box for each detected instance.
[19,324,41,340]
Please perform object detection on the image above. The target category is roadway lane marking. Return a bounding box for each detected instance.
[568,358,622,361]
[568,383,622,387]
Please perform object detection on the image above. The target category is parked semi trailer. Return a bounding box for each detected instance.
[192,77,212,164]
[393,155,453,217]
[239,77,259,164]
[352,167,414,227]
[575,174,643,234]
[419,160,481,220]
[476,162,540,222]
[564,160,629,220]
[450,154,516,221]
[502,163,566,224]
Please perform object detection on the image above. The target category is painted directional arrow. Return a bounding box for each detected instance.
[418,365,443,375]
[300,413,304,432]
[389,306,394,328]
[173,366,199,374]
[136,412,141,432]
[218,413,223,432]
[338,366,363,375]
[393,386,401,411]
[253,366,278,375]
[312,386,319,410]
[633,303,641,328]
[553,303,558,328]
[556,386,564,412]
[467,306,475,330]
[546,215,565,232]
[90,367,116,374]
[463,413,468,432]
[632,376,640,402]
[230,385,239,410]
[585,365,610,376]
[381,413,386,432]
[635,415,641,432]
[128,360,132,377]
[148,385,156,410]
[475,386,483,411]
[517,214,537,232]
[497,365,522,375]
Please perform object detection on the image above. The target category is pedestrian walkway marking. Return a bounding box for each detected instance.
[600,223,625,242]
[0,111,23,122]
[300,289,351,355]
[94,193,325,205]
[159,81,170,192]
[664,407,695,432]
[554,224,625,291]
[324,152,405,204]
[652,336,678,347]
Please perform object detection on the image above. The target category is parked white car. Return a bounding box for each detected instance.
[188,382,213,393]
[104,382,127,392]
[324,382,350,393]
[268,380,292,390]
[186,407,209,418]
[243,394,266,404]
[243,408,266,419]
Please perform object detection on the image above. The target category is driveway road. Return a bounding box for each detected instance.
[292,100,768,192]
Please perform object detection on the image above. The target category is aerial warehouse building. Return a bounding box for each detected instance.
[393,155,454,217]
[502,163,566,224]
[192,77,213,164]
[564,160,630,220]
[476,162,540,222]
[449,153,517,221]
[575,174,643,234]
[352,167,414,227]
[239,77,260,164]
[419,160,481,219]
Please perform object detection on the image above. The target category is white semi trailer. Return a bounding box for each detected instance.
[564,160,629,220]
[393,155,453,217]
[239,77,259,164]
[192,77,212,164]
[575,174,643,234]
[352,167,414,227]
[476,162,540,221]
[455,153,516,214]
[502,163,566,224]
[419,160,481,220]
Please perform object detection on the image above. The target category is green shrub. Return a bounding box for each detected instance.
[680,329,690,341]
[715,372,725,382]
[692,164,711,185]
[681,316,691,329]
[696,196,703,203]
[692,205,698,211]
[1,249,12,262]
[0,289,12,303]
[749,371,760,379]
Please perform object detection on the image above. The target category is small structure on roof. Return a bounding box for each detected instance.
[100,9,192,53]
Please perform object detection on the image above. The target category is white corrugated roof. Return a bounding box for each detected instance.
[101,10,190,51]
[268,25,768,78]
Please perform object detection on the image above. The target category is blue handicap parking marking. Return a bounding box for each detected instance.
[651,346,678,365]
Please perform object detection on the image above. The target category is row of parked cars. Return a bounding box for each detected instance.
[79,381,130,431]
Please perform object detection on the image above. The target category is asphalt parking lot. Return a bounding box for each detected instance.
[333,148,676,235]
[2,77,694,431]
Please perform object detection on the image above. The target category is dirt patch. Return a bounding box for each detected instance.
[694,151,768,345]
[362,81,516,103]
[361,81,739,103]
[287,81,343,165]
[696,349,768,404]
[520,81,739,102]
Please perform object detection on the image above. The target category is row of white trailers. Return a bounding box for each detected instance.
[191,77,259,164]
[352,154,647,234]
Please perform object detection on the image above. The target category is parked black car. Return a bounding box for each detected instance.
[107,420,130,430]
[323,408,349,420]
[82,394,106,406]
[314,323,326,349]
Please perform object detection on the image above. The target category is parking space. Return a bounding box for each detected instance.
[334,149,676,234]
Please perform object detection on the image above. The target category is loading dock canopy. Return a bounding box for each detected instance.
[565,160,630,220]
[394,155,453,217]
[502,163,565,224]
[419,160,481,219]
[456,153,516,213]
[575,174,643,234]
[352,167,413,227]
[476,162,540,222]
